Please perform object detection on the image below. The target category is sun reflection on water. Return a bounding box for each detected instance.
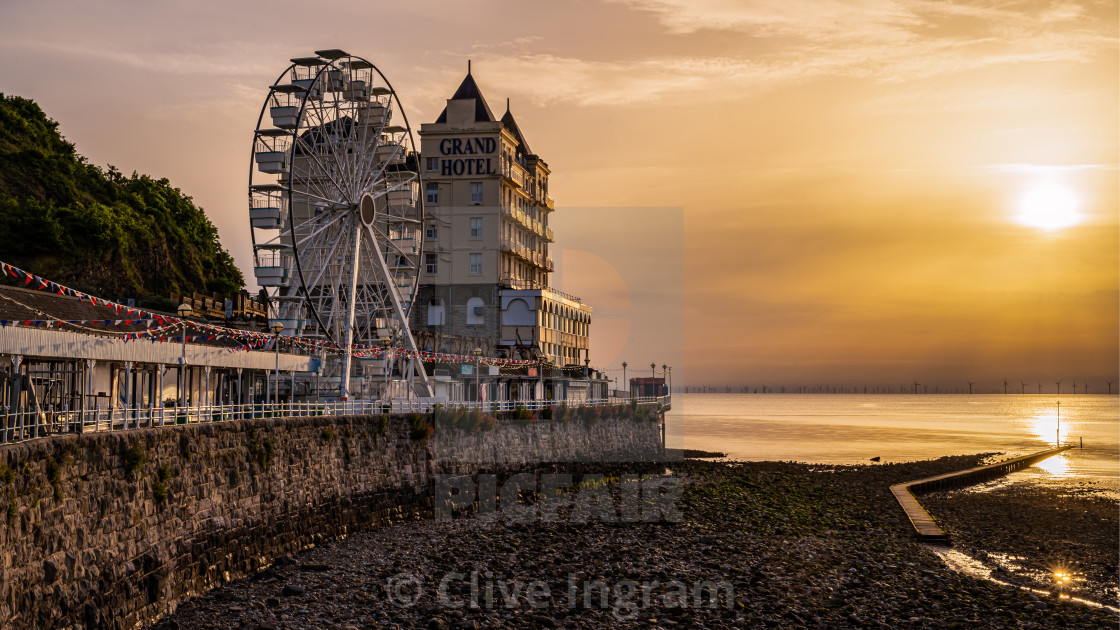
[1034,452,1072,477]
[1028,412,1069,447]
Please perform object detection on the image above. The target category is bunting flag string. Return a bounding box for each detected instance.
[0,260,542,365]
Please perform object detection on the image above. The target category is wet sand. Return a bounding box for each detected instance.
[922,477,1118,606]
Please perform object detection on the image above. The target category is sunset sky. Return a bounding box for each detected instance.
[1,0,1116,390]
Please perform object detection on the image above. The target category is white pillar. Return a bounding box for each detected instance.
[123,361,133,428]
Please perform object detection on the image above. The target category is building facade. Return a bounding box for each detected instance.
[412,69,592,365]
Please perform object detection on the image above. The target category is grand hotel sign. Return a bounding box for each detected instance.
[438,137,497,176]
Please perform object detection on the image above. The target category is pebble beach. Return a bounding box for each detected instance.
[156,454,1118,629]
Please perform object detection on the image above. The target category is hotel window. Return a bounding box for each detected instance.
[469,217,482,239]
[469,253,482,275]
[425,183,439,204]
[425,253,437,274]
[470,182,483,205]
[425,224,438,239]
[425,157,438,171]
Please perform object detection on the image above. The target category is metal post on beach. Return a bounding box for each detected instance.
[1056,400,1060,447]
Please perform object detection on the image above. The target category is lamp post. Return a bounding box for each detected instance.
[271,321,284,407]
[473,348,483,410]
[668,366,672,396]
[539,356,545,406]
[622,361,628,398]
[650,362,656,398]
[177,303,193,410]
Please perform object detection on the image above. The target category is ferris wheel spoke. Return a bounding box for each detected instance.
[352,112,393,193]
[299,228,349,292]
[292,135,351,204]
[290,211,349,248]
[309,97,356,199]
[318,94,364,200]
[289,161,344,205]
[315,220,352,339]
[360,141,405,195]
[288,185,348,210]
[298,96,355,193]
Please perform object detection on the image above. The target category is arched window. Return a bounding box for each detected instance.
[466,297,485,325]
[503,298,533,326]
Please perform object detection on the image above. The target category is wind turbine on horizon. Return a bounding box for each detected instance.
[1055,379,1062,395]
[967,380,975,395]
[1108,380,1114,395]
[1002,378,1008,395]
[1020,380,1027,395]
[912,379,921,395]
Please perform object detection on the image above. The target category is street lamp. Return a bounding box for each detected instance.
[622,361,628,398]
[473,347,483,410]
[662,364,668,396]
[650,362,656,398]
[667,366,672,396]
[177,303,193,409]
[271,321,284,407]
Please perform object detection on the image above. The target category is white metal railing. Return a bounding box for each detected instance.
[0,396,671,443]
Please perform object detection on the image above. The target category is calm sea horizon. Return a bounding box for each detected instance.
[667,393,1119,493]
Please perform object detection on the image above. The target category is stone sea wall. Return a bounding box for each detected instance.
[0,413,664,629]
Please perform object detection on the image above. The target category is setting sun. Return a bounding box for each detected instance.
[1015,183,1083,231]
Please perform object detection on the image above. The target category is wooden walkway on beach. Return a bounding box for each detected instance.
[890,446,1074,544]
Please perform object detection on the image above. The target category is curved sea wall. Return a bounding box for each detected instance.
[0,412,664,629]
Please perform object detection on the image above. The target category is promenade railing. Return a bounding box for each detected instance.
[0,395,671,444]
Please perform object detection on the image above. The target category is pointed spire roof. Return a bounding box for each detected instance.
[435,62,496,124]
[500,98,532,155]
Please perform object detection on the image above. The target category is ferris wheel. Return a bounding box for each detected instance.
[249,49,431,398]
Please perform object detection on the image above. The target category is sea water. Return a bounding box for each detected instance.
[667,394,1119,493]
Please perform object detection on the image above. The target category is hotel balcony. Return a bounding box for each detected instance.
[498,277,583,304]
[545,196,555,211]
[544,226,554,242]
[498,166,523,189]
[499,275,544,291]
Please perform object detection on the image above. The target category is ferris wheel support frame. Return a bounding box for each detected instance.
[364,221,433,397]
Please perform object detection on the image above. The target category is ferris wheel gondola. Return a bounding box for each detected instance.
[248,49,431,399]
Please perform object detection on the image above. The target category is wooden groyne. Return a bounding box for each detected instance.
[890,446,1074,544]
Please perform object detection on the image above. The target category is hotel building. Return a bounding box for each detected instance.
[412,69,592,365]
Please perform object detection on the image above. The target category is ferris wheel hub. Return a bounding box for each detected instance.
[359,193,378,226]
